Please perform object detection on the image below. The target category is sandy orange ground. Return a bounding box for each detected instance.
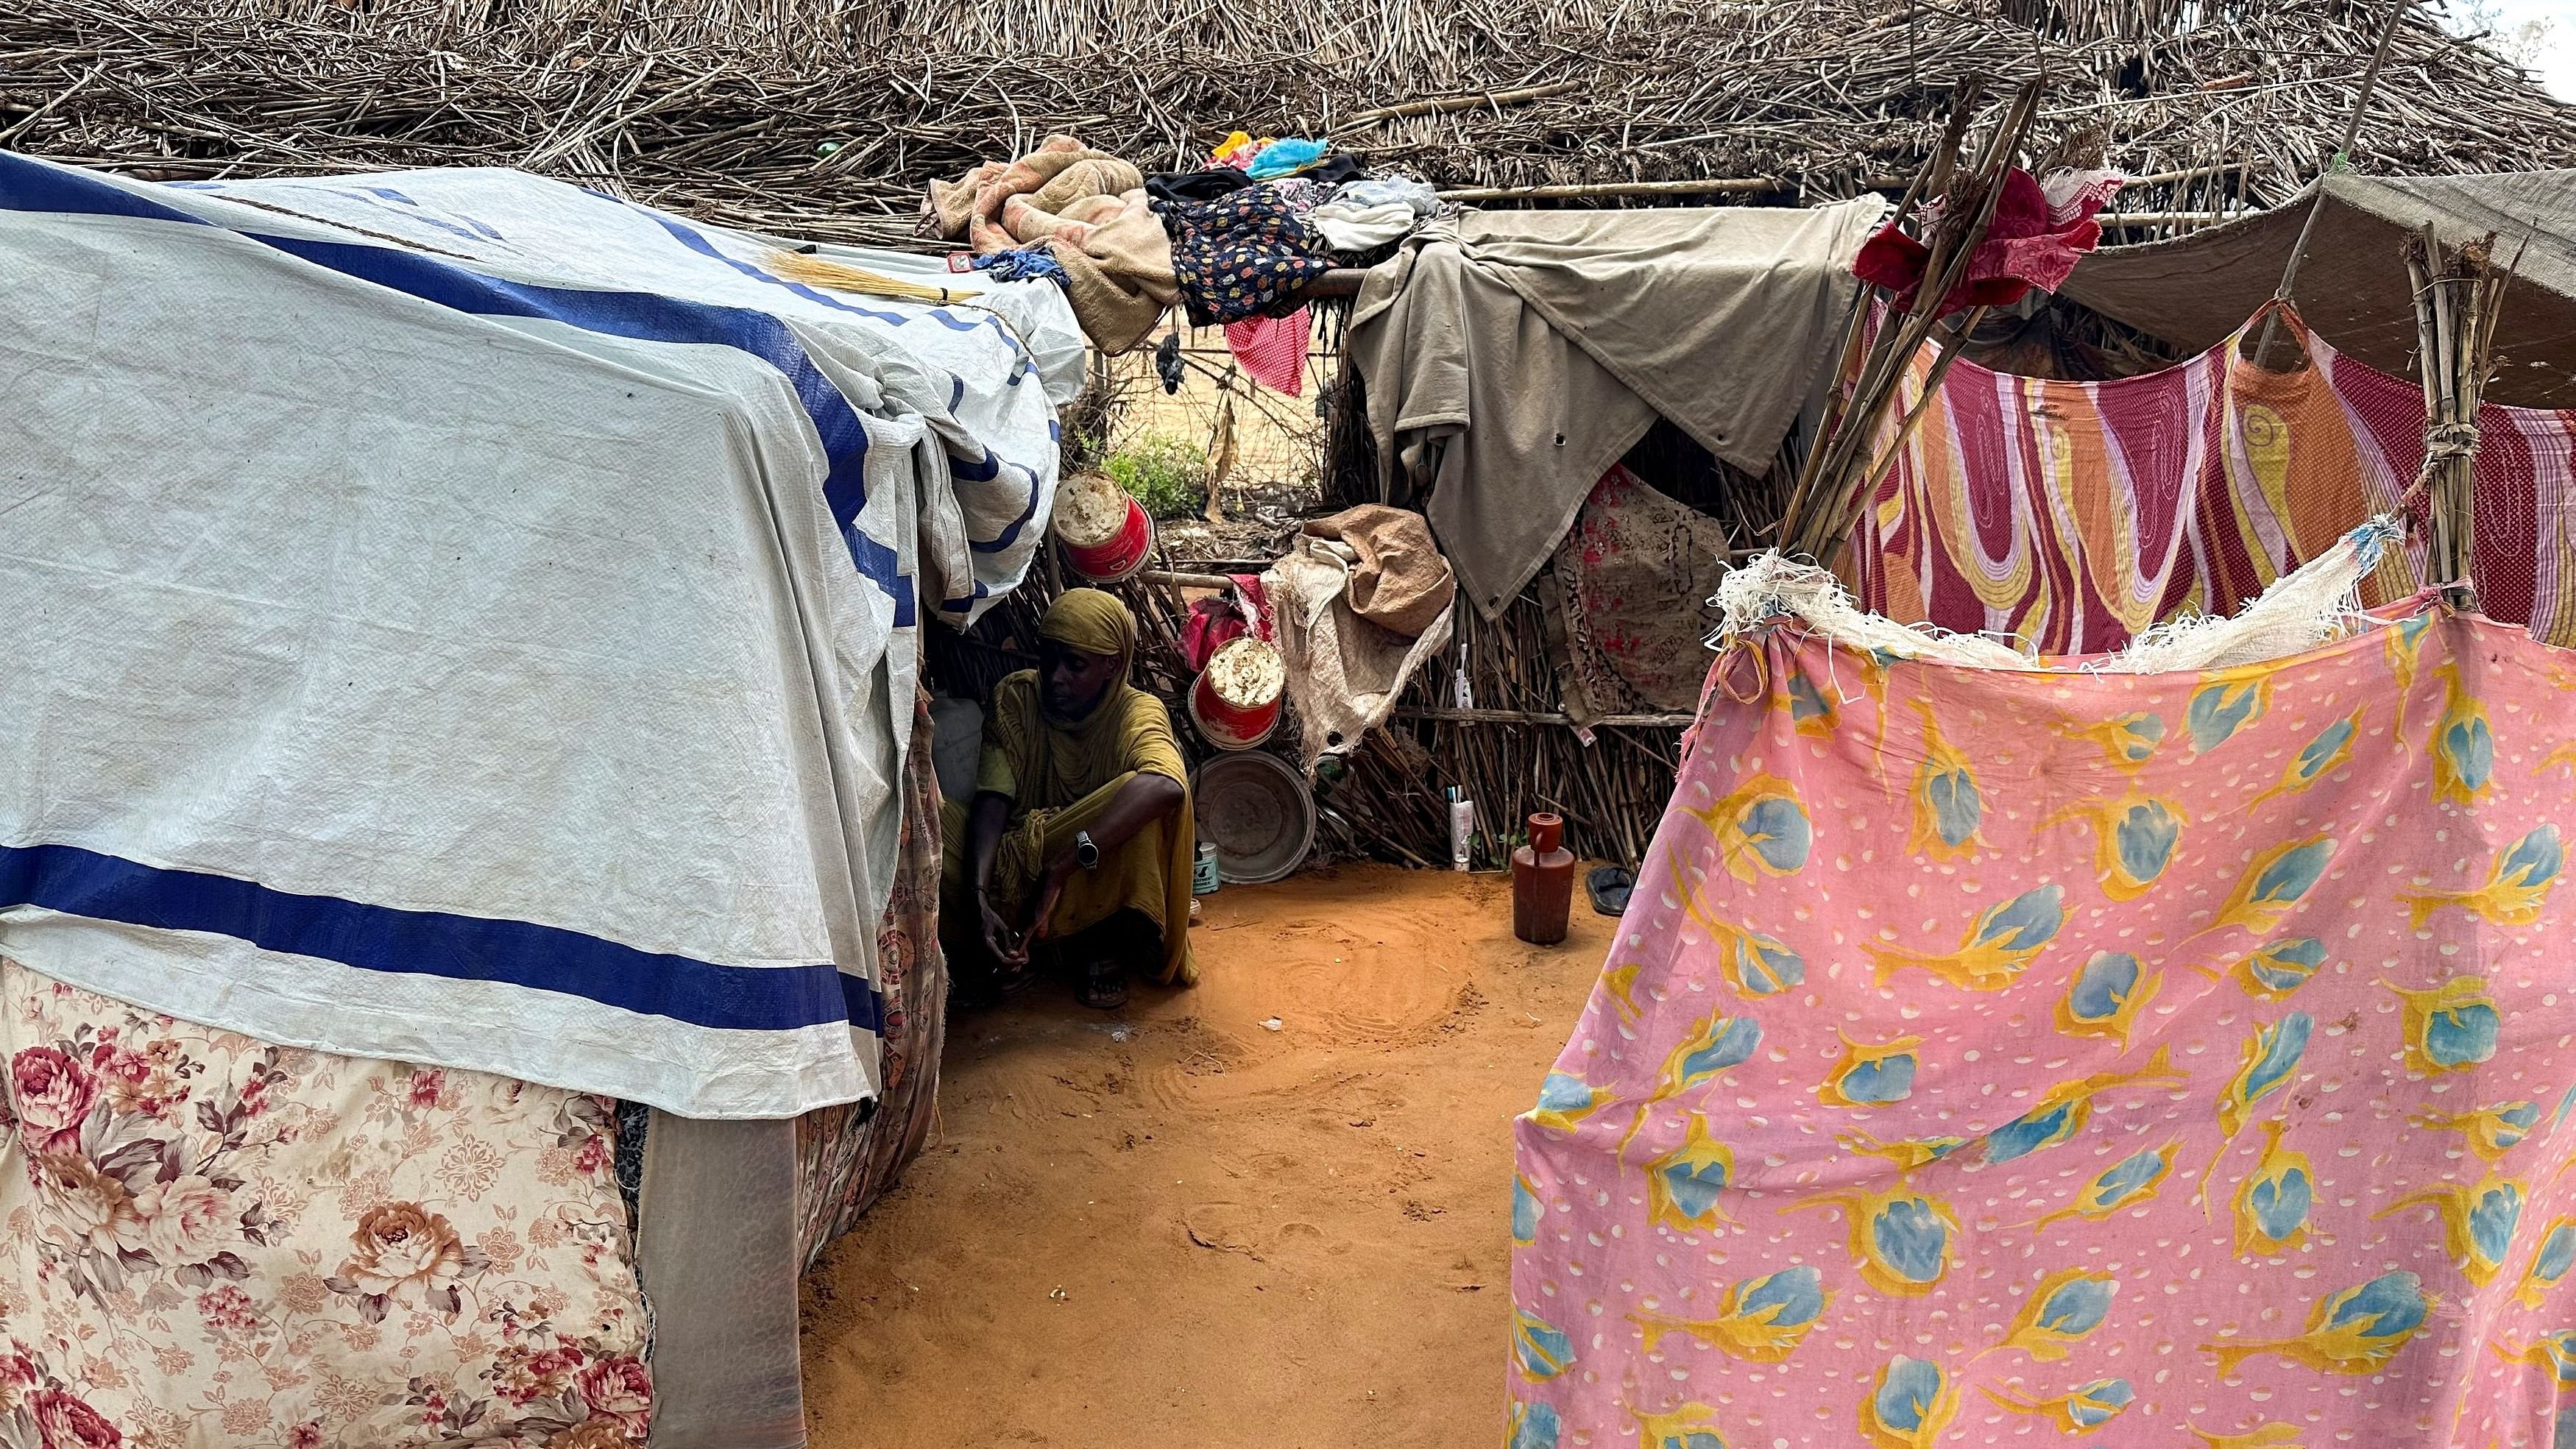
[799,864,1610,1448]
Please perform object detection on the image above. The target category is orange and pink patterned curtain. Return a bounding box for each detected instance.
[1842,308,2576,653]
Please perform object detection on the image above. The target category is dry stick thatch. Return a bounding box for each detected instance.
[1,0,2571,251]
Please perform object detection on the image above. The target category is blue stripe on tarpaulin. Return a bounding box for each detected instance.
[0,843,886,1036]
[637,201,1044,522]
[0,152,909,607]
[969,458,1044,555]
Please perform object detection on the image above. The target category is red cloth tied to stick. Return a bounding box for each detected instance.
[1853,167,2122,315]
[1179,575,1273,670]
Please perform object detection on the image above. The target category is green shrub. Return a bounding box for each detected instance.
[1103,433,1211,520]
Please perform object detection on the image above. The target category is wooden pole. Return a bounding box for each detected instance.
[2250,0,2413,369]
[1781,79,2044,563]
[1341,80,1586,130]
[1437,177,1786,202]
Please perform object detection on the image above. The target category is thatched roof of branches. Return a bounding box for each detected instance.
[2,0,2571,247]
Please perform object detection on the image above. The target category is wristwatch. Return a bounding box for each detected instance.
[1074,831,1101,870]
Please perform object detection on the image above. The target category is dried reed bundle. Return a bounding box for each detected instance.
[1777,78,2044,562]
[2404,227,2513,606]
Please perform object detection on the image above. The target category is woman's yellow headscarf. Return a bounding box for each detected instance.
[1001,587,1161,807]
[1038,588,1136,680]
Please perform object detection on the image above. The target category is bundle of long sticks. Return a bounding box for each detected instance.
[2402,226,2511,606]
[1776,78,2043,564]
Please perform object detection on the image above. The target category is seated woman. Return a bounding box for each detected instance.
[941,588,1197,1009]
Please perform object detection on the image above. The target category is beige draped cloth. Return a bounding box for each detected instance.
[1344,198,1886,616]
[1264,511,1456,773]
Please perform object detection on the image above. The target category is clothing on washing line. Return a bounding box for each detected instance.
[1153,188,1335,327]
[1223,307,1312,395]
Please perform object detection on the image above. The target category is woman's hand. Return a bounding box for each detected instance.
[1022,854,1079,950]
[979,891,1028,967]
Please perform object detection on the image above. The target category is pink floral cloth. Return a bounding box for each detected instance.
[0,960,650,1448]
[1512,598,2576,1448]
[797,692,948,1271]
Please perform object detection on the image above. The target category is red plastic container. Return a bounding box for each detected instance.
[1054,474,1154,582]
[1513,812,1576,946]
[1187,637,1284,750]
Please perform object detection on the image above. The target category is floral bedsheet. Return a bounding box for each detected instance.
[796,690,947,1271]
[0,959,651,1448]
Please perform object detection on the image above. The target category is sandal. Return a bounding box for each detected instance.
[1078,960,1129,1011]
[952,960,1032,1011]
[1587,866,1635,917]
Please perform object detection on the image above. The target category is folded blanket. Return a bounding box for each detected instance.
[1312,199,1419,253]
[1046,188,1181,352]
[923,135,1143,247]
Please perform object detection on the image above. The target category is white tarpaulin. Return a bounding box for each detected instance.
[0,152,1081,1118]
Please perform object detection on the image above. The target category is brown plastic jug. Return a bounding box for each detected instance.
[1512,812,1576,946]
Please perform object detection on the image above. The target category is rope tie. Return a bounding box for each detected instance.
[2423,419,2482,461]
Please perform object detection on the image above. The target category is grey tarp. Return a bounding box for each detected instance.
[1345,198,1888,617]
[2064,169,2576,408]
